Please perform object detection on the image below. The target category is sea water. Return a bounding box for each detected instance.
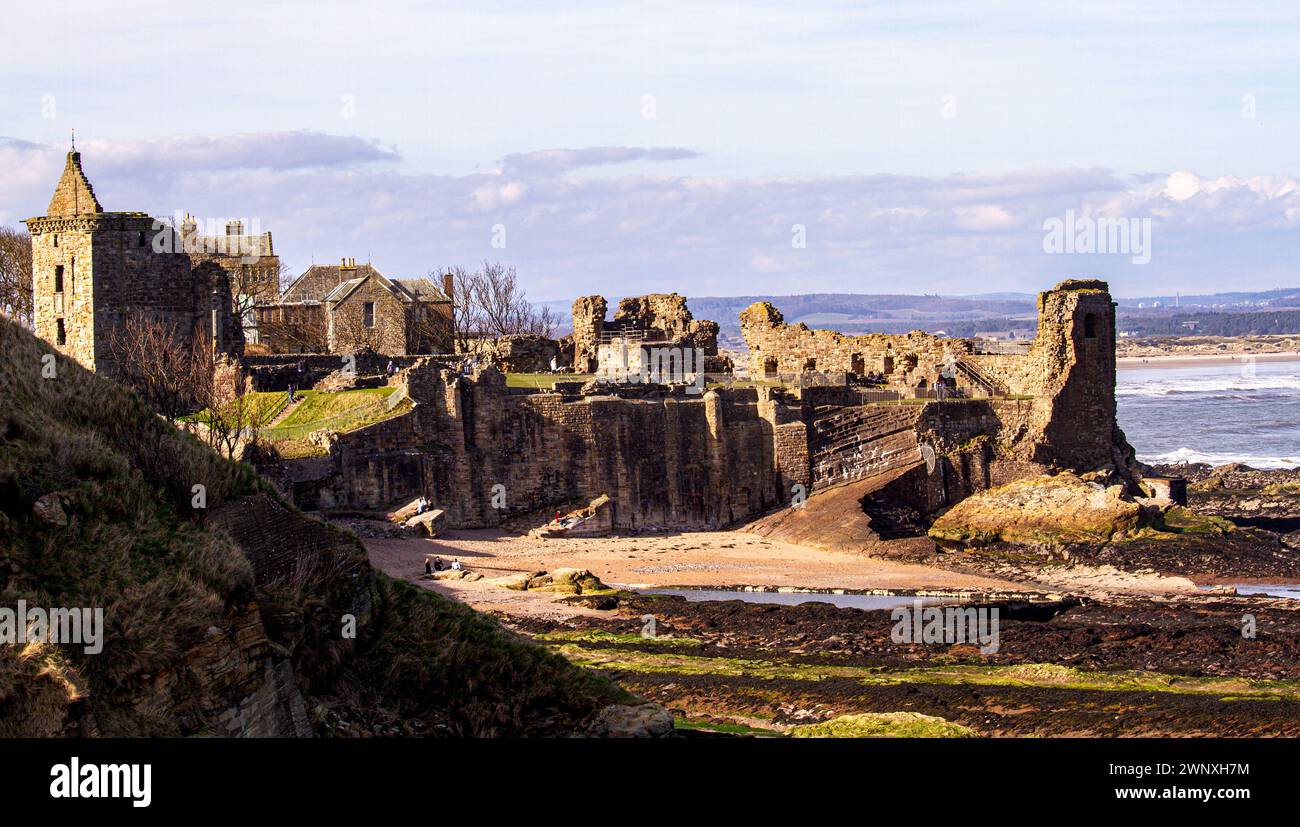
[1117,358,1300,470]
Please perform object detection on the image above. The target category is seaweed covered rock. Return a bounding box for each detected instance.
[929,471,1143,546]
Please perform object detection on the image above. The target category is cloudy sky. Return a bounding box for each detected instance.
[2,1,1299,299]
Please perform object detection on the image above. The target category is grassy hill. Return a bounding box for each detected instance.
[0,318,635,737]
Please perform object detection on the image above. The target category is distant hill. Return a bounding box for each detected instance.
[539,287,1300,339]
[1120,309,1300,337]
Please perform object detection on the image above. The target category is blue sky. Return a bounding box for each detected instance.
[2,1,1299,299]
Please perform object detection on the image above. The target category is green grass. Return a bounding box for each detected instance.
[506,373,593,389]
[789,712,977,738]
[674,717,783,737]
[274,388,396,426]
[259,388,407,443]
[555,645,1300,702]
[184,390,289,428]
[539,630,703,647]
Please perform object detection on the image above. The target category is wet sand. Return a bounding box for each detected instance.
[364,528,1030,616]
[362,527,1205,620]
[1117,351,1300,370]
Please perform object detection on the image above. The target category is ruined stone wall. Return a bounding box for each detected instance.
[570,295,607,372]
[279,365,792,530]
[461,334,562,373]
[809,405,923,490]
[263,281,1127,532]
[740,280,1126,477]
[739,301,973,389]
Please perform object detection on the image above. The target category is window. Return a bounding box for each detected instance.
[137,231,147,247]
[363,302,375,328]
[1084,313,1097,339]
[52,234,58,247]
[56,319,66,345]
[54,266,64,293]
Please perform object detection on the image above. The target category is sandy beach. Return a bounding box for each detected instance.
[363,526,1206,619]
[1117,350,1300,370]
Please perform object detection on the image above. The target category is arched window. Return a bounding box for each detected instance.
[1084,313,1097,339]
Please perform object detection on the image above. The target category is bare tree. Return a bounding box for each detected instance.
[191,353,256,459]
[258,306,328,354]
[434,265,481,352]
[0,226,33,327]
[106,313,208,423]
[329,299,389,354]
[405,302,454,354]
[446,260,558,347]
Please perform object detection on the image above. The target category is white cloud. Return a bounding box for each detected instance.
[3,133,1300,298]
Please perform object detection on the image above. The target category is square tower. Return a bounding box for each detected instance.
[23,149,242,374]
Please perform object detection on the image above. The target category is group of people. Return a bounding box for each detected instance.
[424,556,463,575]
[855,371,889,387]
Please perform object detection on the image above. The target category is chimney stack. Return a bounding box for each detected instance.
[442,271,454,300]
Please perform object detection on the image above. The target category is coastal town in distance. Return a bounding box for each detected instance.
[2,0,1297,812]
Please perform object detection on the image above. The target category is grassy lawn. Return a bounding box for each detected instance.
[506,373,593,389]
[274,387,396,428]
[258,387,409,451]
[185,390,289,428]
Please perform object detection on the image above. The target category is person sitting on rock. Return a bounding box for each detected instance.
[424,557,433,575]
[450,559,463,571]
[432,556,445,572]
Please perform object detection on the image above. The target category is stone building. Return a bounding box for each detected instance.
[23,149,243,374]
[256,260,452,355]
[179,215,280,342]
[571,292,724,376]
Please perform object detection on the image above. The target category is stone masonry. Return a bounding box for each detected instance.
[265,280,1132,531]
[24,149,243,374]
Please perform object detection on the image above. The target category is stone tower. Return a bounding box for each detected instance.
[24,148,242,374]
[1028,278,1123,473]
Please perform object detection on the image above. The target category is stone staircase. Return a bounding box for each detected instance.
[954,359,1009,397]
[809,405,923,491]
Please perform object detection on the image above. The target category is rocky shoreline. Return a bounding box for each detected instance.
[385,461,1300,737]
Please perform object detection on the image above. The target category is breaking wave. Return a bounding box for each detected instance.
[1117,373,1300,398]
[1139,447,1300,470]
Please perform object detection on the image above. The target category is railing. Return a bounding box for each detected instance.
[954,359,1010,396]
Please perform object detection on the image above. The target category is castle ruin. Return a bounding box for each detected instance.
[263,280,1134,536]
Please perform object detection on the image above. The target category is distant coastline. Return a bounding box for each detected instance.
[1118,351,1300,370]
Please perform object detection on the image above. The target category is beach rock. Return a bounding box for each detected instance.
[929,471,1143,546]
[32,493,68,527]
[527,568,609,594]
[584,703,675,738]
[488,571,546,591]
[431,569,465,581]
[404,509,445,537]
